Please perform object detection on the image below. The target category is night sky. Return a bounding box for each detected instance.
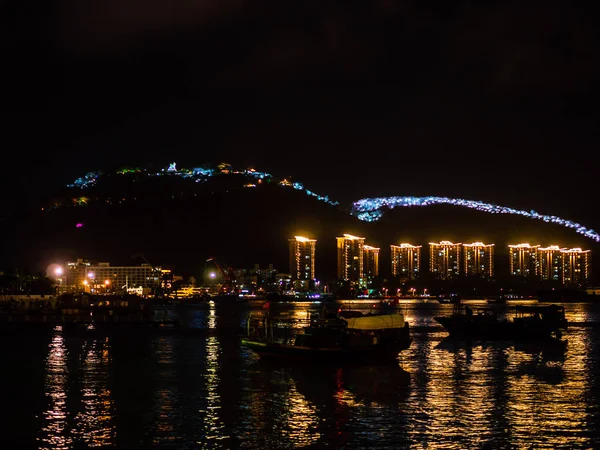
[2,1,600,228]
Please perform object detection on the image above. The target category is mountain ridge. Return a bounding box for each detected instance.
[1,163,597,281]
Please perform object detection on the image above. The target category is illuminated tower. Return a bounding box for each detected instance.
[363,245,380,283]
[336,234,365,283]
[289,236,316,281]
[390,244,421,280]
[463,242,495,278]
[538,245,564,282]
[429,241,462,279]
[508,243,540,277]
[561,248,591,286]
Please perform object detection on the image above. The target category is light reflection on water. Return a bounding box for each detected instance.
[9,301,600,448]
[37,328,115,449]
[198,335,228,446]
[71,337,115,447]
[38,328,72,450]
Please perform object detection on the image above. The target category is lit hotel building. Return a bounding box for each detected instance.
[561,248,591,286]
[429,241,462,279]
[463,242,495,278]
[64,258,162,293]
[363,245,380,282]
[336,234,365,283]
[289,236,316,281]
[508,243,540,277]
[391,244,421,280]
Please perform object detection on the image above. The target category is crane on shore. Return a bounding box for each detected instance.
[205,257,237,294]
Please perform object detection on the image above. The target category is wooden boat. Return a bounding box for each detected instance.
[434,303,568,342]
[241,310,412,364]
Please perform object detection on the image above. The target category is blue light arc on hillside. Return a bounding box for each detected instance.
[351,196,600,243]
[64,163,599,243]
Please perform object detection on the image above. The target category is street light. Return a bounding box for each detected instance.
[85,272,95,292]
[54,267,64,293]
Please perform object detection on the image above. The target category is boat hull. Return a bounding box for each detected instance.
[435,315,565,342]
[241,337,411,364]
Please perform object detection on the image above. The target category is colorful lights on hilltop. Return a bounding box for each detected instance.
[63,168,598,243]
[352,196,600,243]
[67,171,101,189]
[66,163,338,207]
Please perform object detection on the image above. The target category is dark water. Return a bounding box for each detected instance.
[2,300,600,449]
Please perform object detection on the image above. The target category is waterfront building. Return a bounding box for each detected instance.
[363,245,380,282]
[390,243,421,280]
[561,248,591,286]
[63,258,162,293]
[508,243,540,277]
[463,242,495,278]
[336,234,365,284]
[538,245,564,282]
[429,241,462,279]
[289,236,316,281]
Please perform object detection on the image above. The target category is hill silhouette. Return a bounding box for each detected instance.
[1,171,597,282]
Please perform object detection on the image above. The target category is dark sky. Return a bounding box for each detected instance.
[2,1,600,227]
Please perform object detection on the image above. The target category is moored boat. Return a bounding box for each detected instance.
[436,294,461,304]
[434,303,568,342]
[241,310,412,363]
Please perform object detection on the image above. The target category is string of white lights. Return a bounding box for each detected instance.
[351,196,600,243]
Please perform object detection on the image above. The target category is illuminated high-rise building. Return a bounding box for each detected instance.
[561,248,591,286]
[363,245,380,282]
[289,236,316,281]
[336,234,365,283]
[538,245,564,282]
[390,244,421,280]
[429,241,462,279]
[63,258,163,293]
[463,242,495,277]
[508,243,540,277]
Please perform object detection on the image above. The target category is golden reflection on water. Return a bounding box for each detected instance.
[208,302,217,329]
[38,327,72,450]
[505,330,591,448]
[236,366,321,447]
[275,378,321,447]
[72,337,115,448]
[38,329,115,449]
[198,335,229,445]
[401,325,593,448]
[563,303,595,324]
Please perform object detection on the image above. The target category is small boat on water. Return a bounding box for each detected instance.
[241,309,412,364]
[434,303,568,342]
[436,294,461,304]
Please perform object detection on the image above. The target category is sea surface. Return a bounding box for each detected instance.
[2,299,600,449]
